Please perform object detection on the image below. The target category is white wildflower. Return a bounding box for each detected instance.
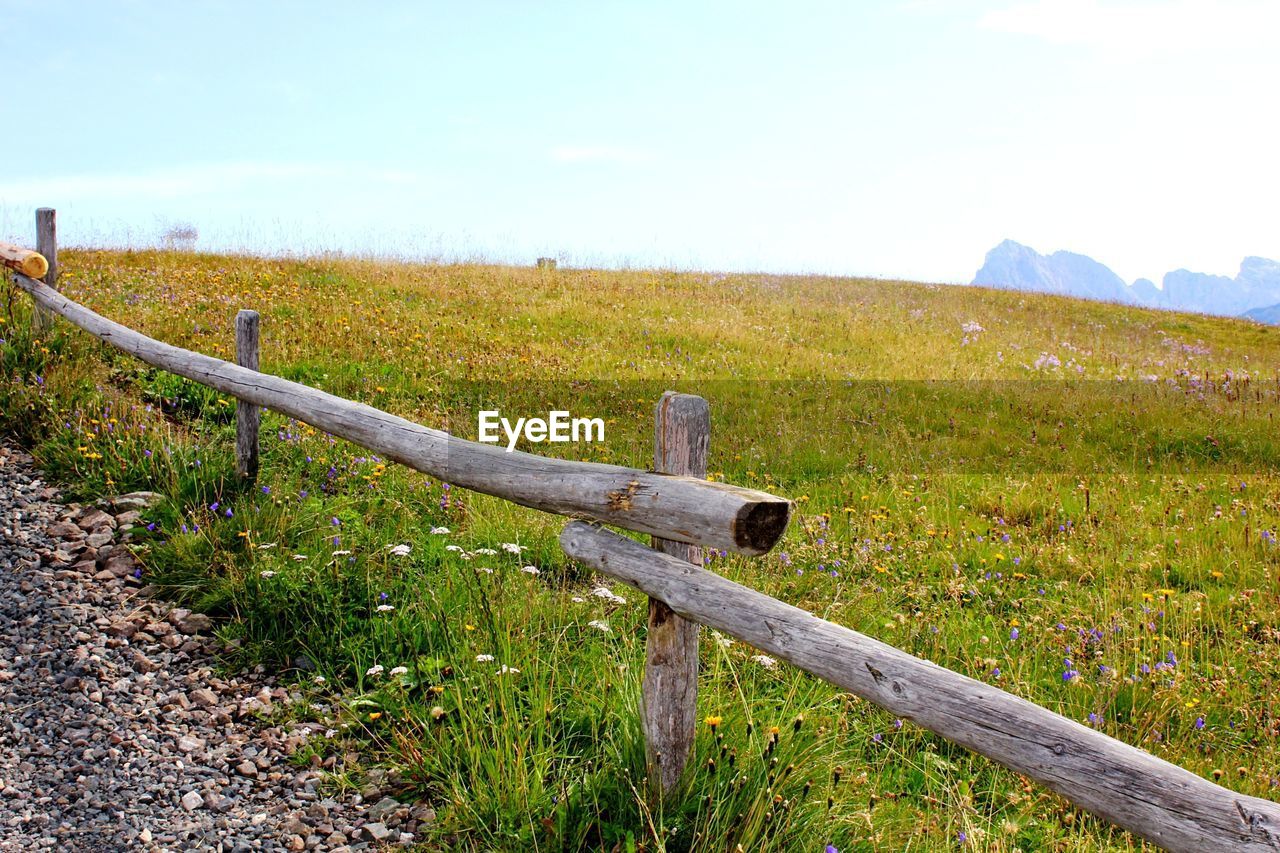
[591,586,627,605]
[366,664,385,677]
[476,567,494,574]
[501,542,525,554]
[711,631,733,649]
[571,596,585,603]
[387,543,412,557]
[376,604,395,612]
[430,526,450,535]
[389,666,408,676]
[259,570,278,578]
[521,565,540,575]
[324,728,337,738]
[256,542,277,550]
[587,619,612,633]
[475,654,495,663]
[332,549,352,556]
[498,665,521,675]
[313,675,326,685]
[445,544,465,553]
[292,554,309,561]
[750,654,778,669]
[473,547,498,556]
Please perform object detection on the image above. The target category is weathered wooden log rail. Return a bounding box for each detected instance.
[8,269,789,556]
[0,239,48,278]
[562,522,1280,852]
[8,209,1280,851]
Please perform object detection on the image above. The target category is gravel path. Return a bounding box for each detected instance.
[0,444,429,852]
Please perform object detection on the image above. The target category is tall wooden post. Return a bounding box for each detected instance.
[34,208,57,333]
[235,310,260,480]
[644,391,709,796]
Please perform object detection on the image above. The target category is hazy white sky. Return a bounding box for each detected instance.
[2,0,1277,284]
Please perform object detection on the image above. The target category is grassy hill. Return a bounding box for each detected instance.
[5,248,1280,851]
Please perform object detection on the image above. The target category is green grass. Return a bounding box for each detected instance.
[3,249,1280,850]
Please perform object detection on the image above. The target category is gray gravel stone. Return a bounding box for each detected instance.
[0,442,425,850]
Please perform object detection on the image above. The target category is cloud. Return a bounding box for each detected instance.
[0,162,423,204]
[549,145,650,164]
[978,0,1280,54]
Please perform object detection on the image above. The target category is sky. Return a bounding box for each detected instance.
[2,0,1278,285]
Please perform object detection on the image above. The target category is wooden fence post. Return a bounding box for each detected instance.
[235,309,260,480]
[34,208,57,333]
[644,391,709,796]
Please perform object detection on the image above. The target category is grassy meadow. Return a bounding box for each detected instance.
[4,249,1280,851]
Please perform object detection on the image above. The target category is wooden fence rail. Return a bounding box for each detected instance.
[561,521,1280,852]
[9,209,1280,851]
[0,239,48,278]
[8,270,789,556]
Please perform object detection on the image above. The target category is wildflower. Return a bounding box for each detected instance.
[225,508,233,518]
[430,526,450,535]
[475,654,495,663]
[1195,716,1205,730]
[389,666,408,676]
[751,654,778,669]
[209,502,219,512]
[259,570,277,578]
[591,586,627,605]
[313,675,325,685]
[1009,628,1019,640]
[430,706,445,721]
[366,665,385,677]
[473,547,497,555]
[521,565,541,575]
[1088,713,1100,725]
[292,554,308,561]
[587,619,611,633]
[498,665,520,675]
[387,543,411,557]
[368,712,382,721]
[445,544,465,553]
[501,542,524,553]
[376,604,395,613]
[570,596,585,603]
[331,549,352,556]
[705,715,722,730]
[827,846,839,853]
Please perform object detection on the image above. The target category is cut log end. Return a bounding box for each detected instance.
[22,254,48,279]
[733,499,792,555]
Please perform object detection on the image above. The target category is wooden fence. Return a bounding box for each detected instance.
[5,209,1280,851]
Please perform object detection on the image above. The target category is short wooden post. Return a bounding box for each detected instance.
[644,391,709,796]
[34,208,57,333]
[235,309,260,480]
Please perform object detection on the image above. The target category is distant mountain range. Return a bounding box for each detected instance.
[972,240,1280,323]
